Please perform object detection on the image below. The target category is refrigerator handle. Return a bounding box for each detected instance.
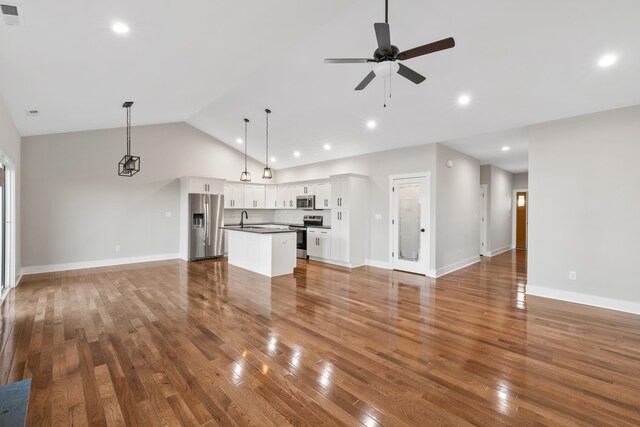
[204,203,209,242]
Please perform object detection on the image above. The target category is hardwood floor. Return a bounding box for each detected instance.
[1,251,640,426]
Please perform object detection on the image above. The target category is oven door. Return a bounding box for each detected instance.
[291,228,307,258]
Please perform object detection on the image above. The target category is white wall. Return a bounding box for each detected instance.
[489,165,514,254]
[527,105,640,313]
[513,172,528,189]
[275,143,437,268]
[21,122,270,269]
[435,145,481,274]
[480,164,514,255]
[276,143,480,272]
[480,165,492,252]
[0,94,20,283]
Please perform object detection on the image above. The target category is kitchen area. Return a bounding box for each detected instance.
[178,174,368,277]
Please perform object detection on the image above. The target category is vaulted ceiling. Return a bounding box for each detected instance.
[1,0,639,172]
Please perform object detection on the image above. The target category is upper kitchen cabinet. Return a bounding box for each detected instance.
[265,185,278,209]
[299,183,316,196]
[243,185,266,209]
[315,182,331,209]
[331,175,351,210]
[224,183,244,208]
[184,177,224,195]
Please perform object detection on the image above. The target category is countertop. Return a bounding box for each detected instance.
[220,226,296,234]
[224,222,331,230]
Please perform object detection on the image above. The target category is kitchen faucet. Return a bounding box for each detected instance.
[240,211,248,228]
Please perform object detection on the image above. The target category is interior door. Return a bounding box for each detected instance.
[392,176,429,274]
[479,186,487,255]
[516,192,527,249]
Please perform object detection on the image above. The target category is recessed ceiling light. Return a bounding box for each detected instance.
[502,146,510,151]
[293,151,301,157]
[598,53,617,68]
[323,144,331,151]
[367,120,376,129]
[111,22,130,34]
[270,157,276,162]
[236,138,243,144]
[457,94,471,106]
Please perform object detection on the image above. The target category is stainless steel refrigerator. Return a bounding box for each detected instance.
[188,193,224,260]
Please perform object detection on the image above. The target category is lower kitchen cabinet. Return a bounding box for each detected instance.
[307,228,331,259]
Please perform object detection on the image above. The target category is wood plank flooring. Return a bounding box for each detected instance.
[2,250,640,426]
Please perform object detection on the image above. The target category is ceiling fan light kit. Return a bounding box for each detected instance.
[118,101,141,177]
[325,0,455,104]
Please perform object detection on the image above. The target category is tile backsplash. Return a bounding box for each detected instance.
[224,209,331,226]
[224,210,276,225]
[274,209,331,226]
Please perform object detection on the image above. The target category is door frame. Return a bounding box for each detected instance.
[0,151,16,304]
[479,184,489,256]
[512,188,528,249]
[388,172,432,277]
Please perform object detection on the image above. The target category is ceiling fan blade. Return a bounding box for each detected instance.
[324,58,376,64]
[374,23,391,50]
[397,63,426,84]
[355,71,376,91]
[396,37,455,61]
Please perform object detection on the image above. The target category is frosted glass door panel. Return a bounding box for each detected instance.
[398,183,421,261]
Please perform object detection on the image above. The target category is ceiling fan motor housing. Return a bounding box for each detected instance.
[374,45,400,62]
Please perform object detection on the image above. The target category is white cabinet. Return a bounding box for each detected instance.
[224,183,244,209]
[330,210,350,263]
[315,182,331,209]
[265,186,278,209]
[243,185,265,209]
[300,184,315,195]
[307,228,331,259]
[277,185,296,209]
[329,174,367,267]
[186,177,224,195]
[286,186,296,209]
[331,176,350,209]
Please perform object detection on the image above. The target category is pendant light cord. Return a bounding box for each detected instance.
[126,105,131,156]
[265,109,270,168]
[244,118,249,173]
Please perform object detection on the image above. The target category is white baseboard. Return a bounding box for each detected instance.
[488,245,513,257]
[436,255,480,278]
[526,285,640,315]
[365,259,391,269]
[21,253,181,275]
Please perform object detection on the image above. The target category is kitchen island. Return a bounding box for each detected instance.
[220,226,297,277]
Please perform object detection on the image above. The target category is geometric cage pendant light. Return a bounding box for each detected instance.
[262,108,273,179]
[239,118,251,182]
[118,101,141,177]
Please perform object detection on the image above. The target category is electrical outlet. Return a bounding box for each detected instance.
[374,214,382,220]
[165,211,172,218]
[115,245,121,252]
[569,271,576,280]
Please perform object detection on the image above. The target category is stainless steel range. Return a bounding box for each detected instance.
[289,215,323,259]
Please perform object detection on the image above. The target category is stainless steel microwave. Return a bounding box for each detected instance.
[296,195,315,210]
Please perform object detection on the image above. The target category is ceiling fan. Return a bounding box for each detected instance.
[324,0,455,91]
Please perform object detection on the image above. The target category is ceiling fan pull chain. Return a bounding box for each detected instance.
[383,78,387,108]
[389,62,392,100]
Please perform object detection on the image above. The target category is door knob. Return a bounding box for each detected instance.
[420,228,426,232]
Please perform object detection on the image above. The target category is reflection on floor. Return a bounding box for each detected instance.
[1,250,639,425]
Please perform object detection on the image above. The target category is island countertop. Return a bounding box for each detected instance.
[220,226,296,234]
